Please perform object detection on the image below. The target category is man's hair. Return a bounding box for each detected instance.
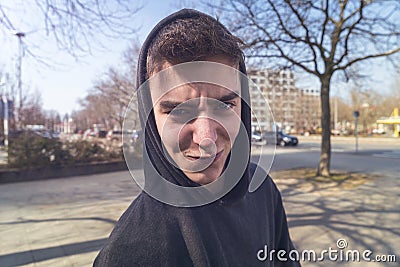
[147,16,244,77]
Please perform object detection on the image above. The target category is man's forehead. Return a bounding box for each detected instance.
[148,61,242,103]
[158,83,239,101]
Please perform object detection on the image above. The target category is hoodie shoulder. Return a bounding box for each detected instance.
[93,194,192,266]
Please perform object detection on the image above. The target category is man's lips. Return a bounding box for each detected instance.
[185,150,223,161]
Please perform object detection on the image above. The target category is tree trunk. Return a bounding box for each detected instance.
[317,75,332,176]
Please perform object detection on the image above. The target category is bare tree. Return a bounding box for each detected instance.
[19,89,46,126]
[211,0,400,176]
[44,109,62,132]
[76,69,137,131]
[331,96,353,128]
[75,44,139,130]
[0,1,141,58]
[349,87,382,132]
[376,79,400,131]
[77,92,113,129]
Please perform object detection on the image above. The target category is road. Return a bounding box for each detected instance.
[252,136,400,176]
[0,137,399,266]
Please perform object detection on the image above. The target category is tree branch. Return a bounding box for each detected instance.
[335,48,400,71]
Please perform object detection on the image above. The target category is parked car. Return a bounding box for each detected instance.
[107,130,142,146]
[107,130,123,141]
[33,130,60,139]
[97,130,108,138]
[372,128,385,135]
[252,131,299,147]
[130,130,142,144]
[83,129,96,138]
[276,131,298,146]
[251,132,264,144]
[262,131,277,145]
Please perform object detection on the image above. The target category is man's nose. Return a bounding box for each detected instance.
[192,117,218,149]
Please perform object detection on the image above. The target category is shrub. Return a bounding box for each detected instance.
[8,132,71,169]
[7,132,124,170]
[66,140,120,163]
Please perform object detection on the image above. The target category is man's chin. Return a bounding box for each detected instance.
[183,169,221,185]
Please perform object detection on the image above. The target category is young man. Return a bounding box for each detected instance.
[94,9,300,266]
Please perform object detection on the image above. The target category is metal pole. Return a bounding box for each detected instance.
[2,96,9,164]
[334,96,338,130]
[14,32,25,129]
[355,117,358,153]
[18,36,22,120]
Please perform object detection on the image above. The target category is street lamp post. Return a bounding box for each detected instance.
[361,102,370,134]
[13,31,25,128]
[353,111,360,153]
[2,95,9,164]
[2,96,9,147]
[334,96,338,130]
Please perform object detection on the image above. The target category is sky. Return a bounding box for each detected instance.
[0,0,397,115]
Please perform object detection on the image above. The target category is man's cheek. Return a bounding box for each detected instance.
[222,119,241,142]
[160,122,188,153]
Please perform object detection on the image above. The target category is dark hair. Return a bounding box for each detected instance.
[147,16,244,77]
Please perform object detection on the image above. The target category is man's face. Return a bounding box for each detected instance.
[150,57,242,185]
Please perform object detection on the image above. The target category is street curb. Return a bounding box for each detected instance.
[0,158,143,184]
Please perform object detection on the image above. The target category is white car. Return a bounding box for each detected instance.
[372,128,385,134]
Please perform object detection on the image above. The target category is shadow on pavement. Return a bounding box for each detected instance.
[0,238,107,266]
[0,217,116,266]
[276,172,400,266]
[0,216,116,226]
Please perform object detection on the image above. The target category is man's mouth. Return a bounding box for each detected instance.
[185,150,223,162]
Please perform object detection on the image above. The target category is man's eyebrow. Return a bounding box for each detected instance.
[158,100,181,110]
[158,92,239,109]
[218,92,239,102]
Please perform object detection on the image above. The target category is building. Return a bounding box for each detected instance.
[248,69,320,133]
[298,88,321,133]
[377,108,400,137]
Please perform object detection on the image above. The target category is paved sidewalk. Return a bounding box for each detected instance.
[0,168,399,266]
[0,147,7,165]
[0,171,141,267]
[273,171,400,266]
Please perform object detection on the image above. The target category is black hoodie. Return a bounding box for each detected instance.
[94,9,300,267]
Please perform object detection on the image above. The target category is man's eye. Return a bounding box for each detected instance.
[169,107,198,118]
[170,108,189,116]
[217,102,235,110]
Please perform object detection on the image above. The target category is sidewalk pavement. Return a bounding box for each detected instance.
[273,170,399,267]
[0,169,398,266]
[299,135,400,143]
[0,147,7,165]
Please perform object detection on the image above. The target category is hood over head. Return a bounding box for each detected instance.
[135,9,252,207]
